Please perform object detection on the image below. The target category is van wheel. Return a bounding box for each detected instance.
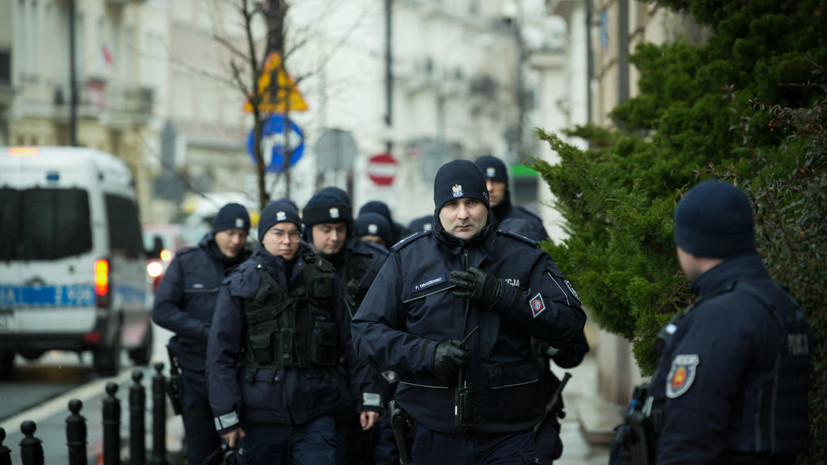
[129,328,153,366]
[0,350,15,379]
[94,339,122,377]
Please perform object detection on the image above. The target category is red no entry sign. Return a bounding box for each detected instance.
[367,152,398,186]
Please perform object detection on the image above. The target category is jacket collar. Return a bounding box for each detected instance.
[491,191,513,220]
[690,251,770,298]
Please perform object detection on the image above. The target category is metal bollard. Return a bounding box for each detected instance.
[102,381,121,465]
[19,420,43,465]
[130,370,146,465]
[150,362,168,465]
[0,427,11,465]
[65,399,87,465]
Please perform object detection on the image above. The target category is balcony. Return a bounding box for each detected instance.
[53,78,154,127]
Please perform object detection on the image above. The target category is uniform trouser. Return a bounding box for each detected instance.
[335,411,379,465]
[181,368,222,465]
[237,415,337,465]
[373,414,400,465]
[411,424,538,465]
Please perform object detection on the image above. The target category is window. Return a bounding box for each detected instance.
[0,187,92,260]
[105,194,144,258]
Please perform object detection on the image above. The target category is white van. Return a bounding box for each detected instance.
[0,146,152,377]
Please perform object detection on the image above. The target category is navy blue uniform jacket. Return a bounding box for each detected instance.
[207,247,380,432]
[351,226,586,434]
[492,194,549,242]
[153,233,249,371]
[650,252,808,464]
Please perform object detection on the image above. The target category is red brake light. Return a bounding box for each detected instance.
[95,259,110,307]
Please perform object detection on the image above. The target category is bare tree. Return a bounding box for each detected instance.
[202,0,378,210]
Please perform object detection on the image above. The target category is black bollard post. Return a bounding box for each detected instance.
[102,381,121,465]
[0,427,11,465]
[150,362,167,465]
[130,370,146,465]
[19,420,43,465]
[65,399,87,465]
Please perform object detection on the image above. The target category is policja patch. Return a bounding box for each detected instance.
[666,354,699,398]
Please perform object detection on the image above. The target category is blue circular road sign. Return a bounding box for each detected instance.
[247,114,305,173]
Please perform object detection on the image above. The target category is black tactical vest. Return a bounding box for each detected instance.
[243,253,340,382]
[722,282,811,455]
[341,247,376,312]
[650,280,811,456]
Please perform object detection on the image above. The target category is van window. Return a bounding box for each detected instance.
[0,187,93,260]
[105,194,144,258]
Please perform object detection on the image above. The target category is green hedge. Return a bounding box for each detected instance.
[530,0,826,461]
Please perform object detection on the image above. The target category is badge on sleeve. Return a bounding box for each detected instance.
[529,293,546,318]
[666,354,699,398]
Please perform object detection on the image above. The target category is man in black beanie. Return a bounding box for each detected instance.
[153,202,252,465]
[303,189,389,465]
[474,154,550,242]
[207,199,381,464]
[358,200,412,245]
[634,180,812,464]
[352,159,588,465]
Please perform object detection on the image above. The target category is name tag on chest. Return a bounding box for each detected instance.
[411,274,447,293]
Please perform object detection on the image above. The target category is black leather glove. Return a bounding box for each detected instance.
[433,339,470,380]
[448,267,502,307]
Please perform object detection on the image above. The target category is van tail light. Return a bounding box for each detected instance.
[94,259,111,308]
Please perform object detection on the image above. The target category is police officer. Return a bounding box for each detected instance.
[647,180,811,464]
[475,155,550,242]
[303,191,389,465]
[152,202,251,465]
[356,212,393,250]
[358,200,412,245]
[351,160,587,464]
[207,200,381,465]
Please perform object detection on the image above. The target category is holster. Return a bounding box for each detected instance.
[203,444,238,465]
[609,383,654,465]
[389,400,416,464]
[166,344,184,416]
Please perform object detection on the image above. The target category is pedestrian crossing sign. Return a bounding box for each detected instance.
[244,52,308,113]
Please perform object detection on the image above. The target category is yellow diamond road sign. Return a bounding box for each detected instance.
[244,52,308,113]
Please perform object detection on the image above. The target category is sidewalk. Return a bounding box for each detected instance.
[163,353,621,465]
[553,353,621,465]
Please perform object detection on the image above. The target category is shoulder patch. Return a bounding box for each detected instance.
[666,354,699,398]
[529,293,546,318]
[496,229,539,248]
[391,230,431,252]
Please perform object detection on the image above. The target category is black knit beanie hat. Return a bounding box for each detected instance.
[475,155,509,185]
[212,203,251,234]
[433,160,490,213]
[317,186,352,208]
[303,192,353,227]
[258,200,302,244]
[355,212,393,247]
[673,180,755,258]
[359,200,393,225]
